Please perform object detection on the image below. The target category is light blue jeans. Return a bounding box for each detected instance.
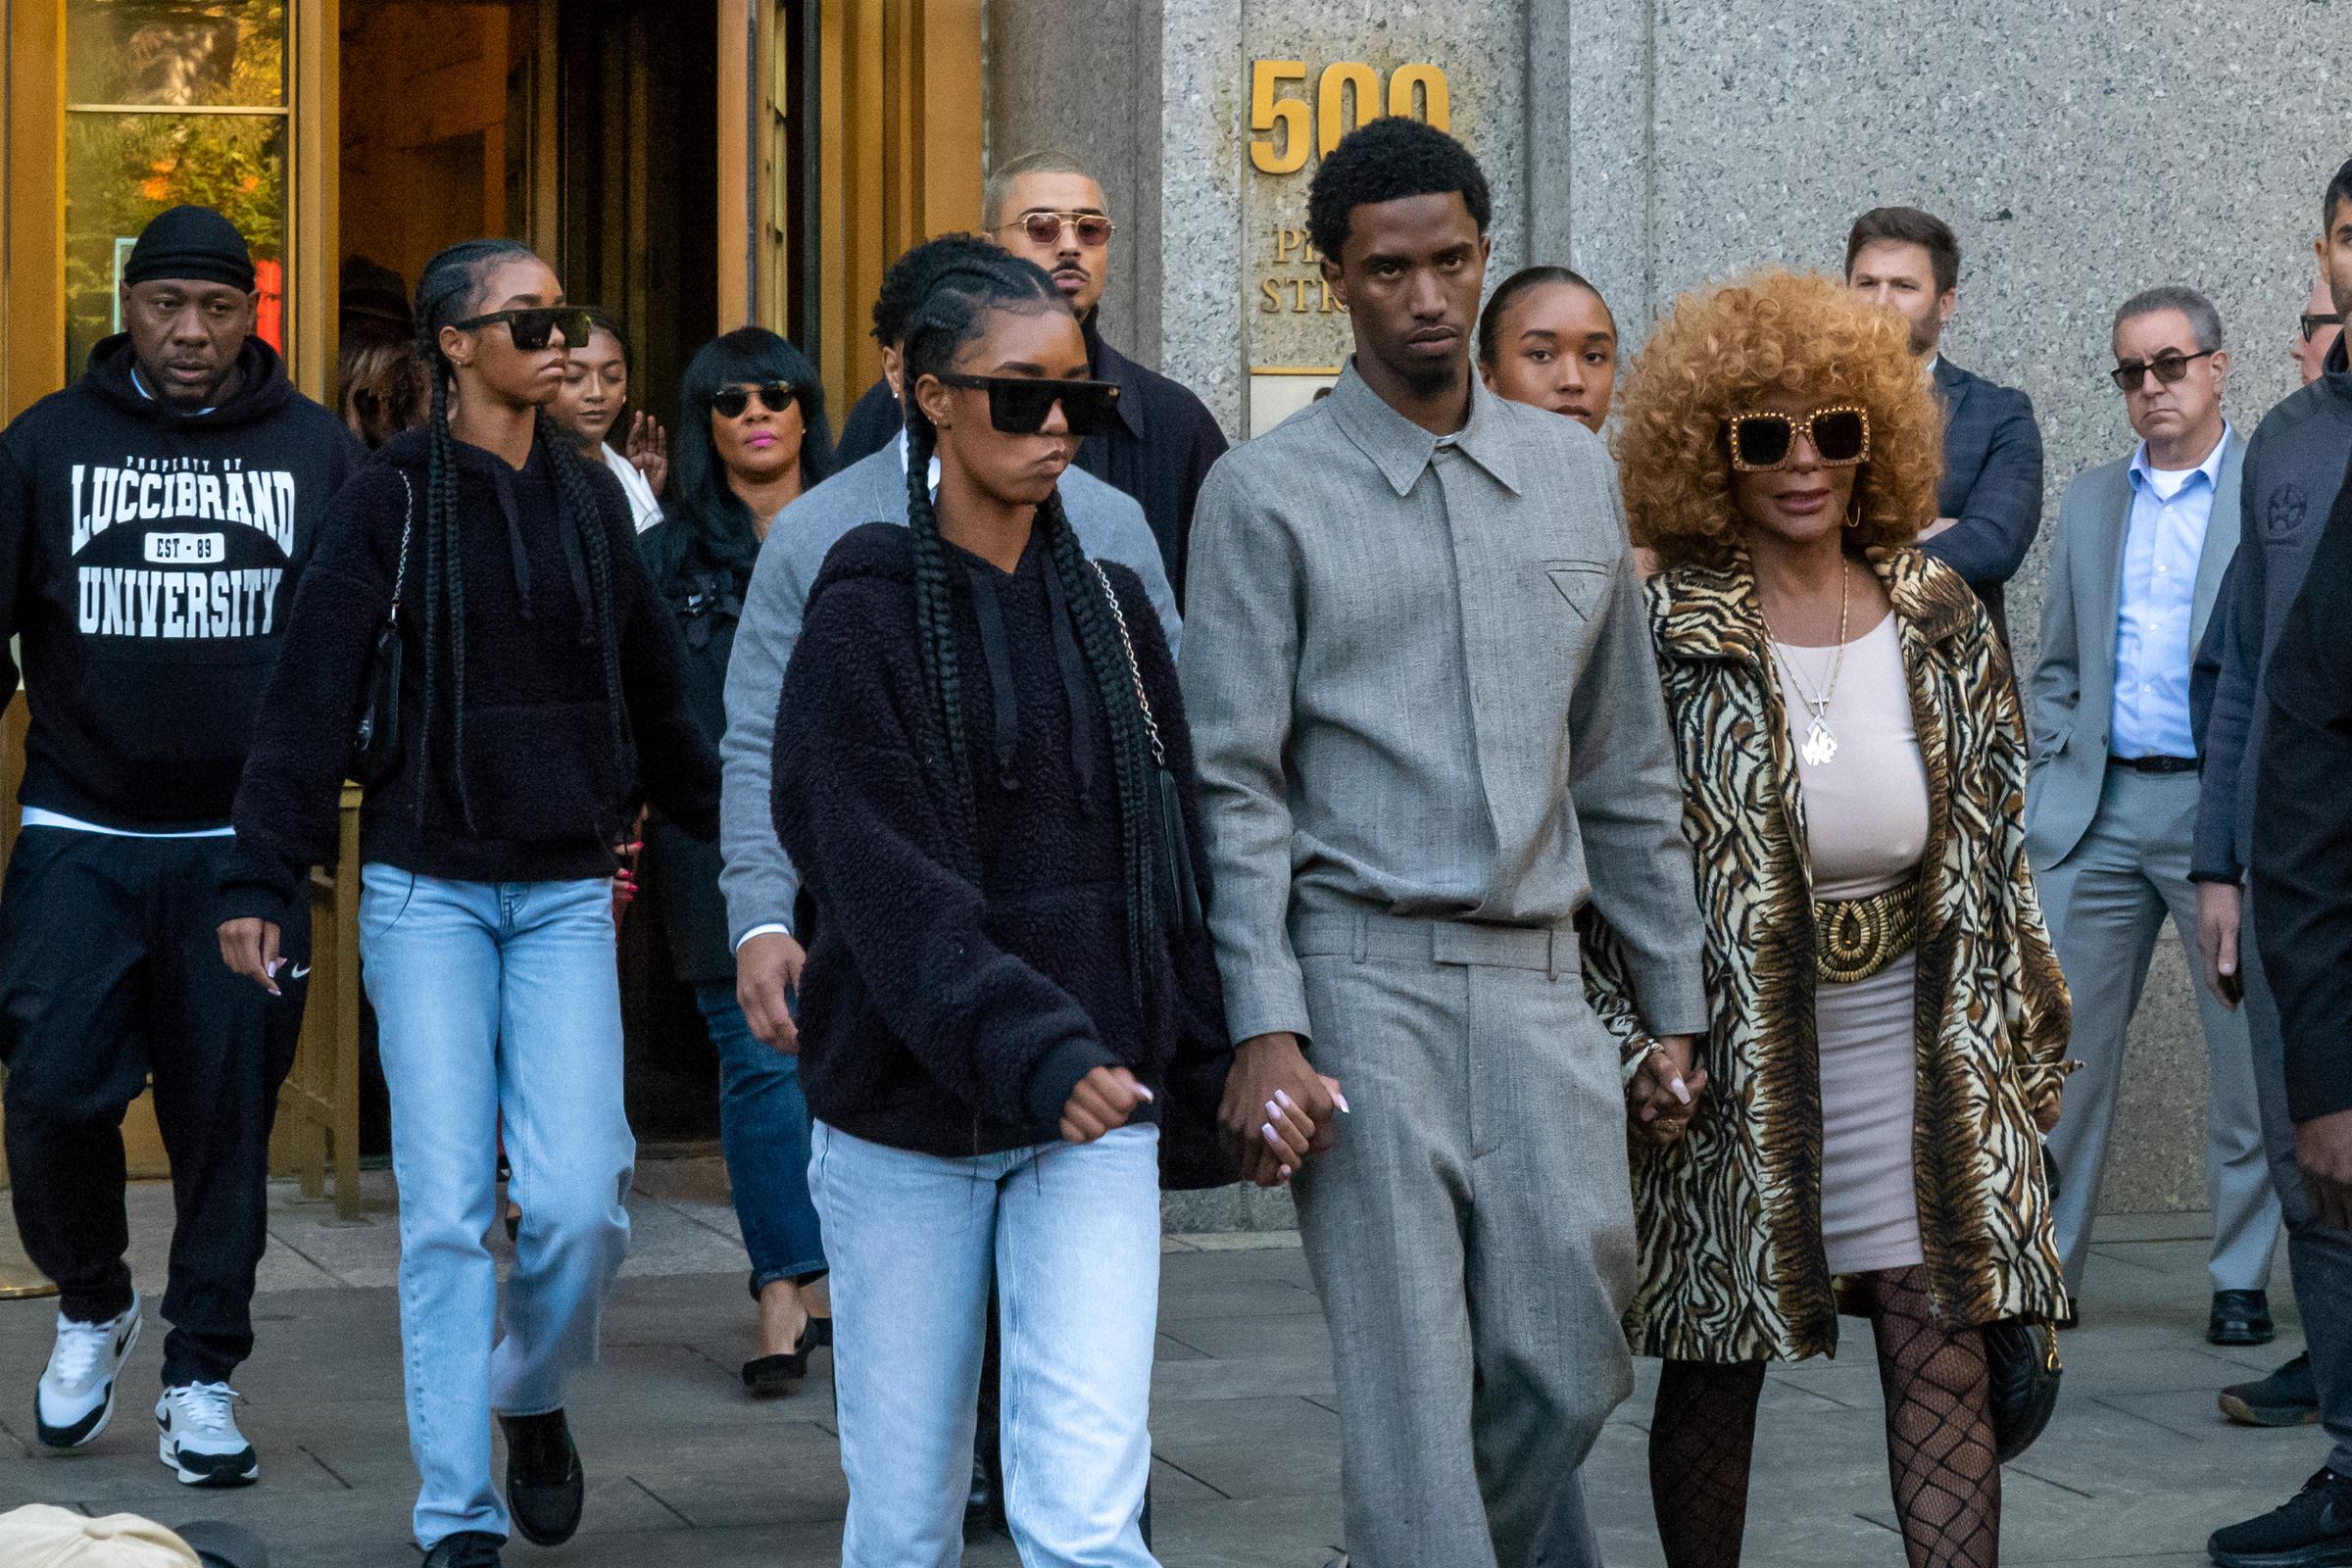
[361,867,635,1549]
[810,1119,1161,1568]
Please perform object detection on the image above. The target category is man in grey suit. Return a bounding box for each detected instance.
[2025,286,2280,1343]
[1182,119,1706,1568]
[1846,206,2044,643]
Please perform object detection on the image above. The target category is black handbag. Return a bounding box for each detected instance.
[349,471,416,788]
[1984,1316,2063,1462]
[1088,560,1203,934]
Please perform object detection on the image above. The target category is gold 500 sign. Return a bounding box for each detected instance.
[1248,60,1451,174]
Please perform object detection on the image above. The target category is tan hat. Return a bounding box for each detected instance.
[0,1505,202,1567]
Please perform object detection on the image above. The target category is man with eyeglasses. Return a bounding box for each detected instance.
[2196,157,2352,1568]
[1844,206,2044,643]
[0,205,363,1484]
[2294,276,2341,387]
[2024,286,2281,1355]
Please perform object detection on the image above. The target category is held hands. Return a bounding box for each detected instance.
[1628,1034,1706,1148]
[2196,880,2245,1008]
[1219,1032,1346,1188]
[219,917,286,997]
[625,412,669,497]
[1060,1065,1153,1146]
[736,930,807,1054]
[2297,1108,2352,1232]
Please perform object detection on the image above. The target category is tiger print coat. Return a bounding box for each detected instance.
[1583,547,2073,1364]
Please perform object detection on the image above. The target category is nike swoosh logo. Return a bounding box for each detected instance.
[289,963,311,980]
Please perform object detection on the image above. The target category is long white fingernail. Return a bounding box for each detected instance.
[1132,1085,1154,1102]
[1332,1091,1352,1114]
[1669,1076,1690,1105]
[1274,1089,1297,1110]
[1261,1122,1284,1149]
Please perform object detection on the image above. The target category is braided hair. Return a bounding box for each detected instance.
[898,247,1172,1009]
[412,240,630,830]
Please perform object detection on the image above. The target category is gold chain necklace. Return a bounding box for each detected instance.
[1759,562,1851,767]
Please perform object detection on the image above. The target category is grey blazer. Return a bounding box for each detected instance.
[2024,428,2243,869]
[716,444,1179,946]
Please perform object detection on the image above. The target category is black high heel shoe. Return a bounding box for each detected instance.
[742,1315,829,1396]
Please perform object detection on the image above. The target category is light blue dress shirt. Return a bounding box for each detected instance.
[2110,424,2230,759]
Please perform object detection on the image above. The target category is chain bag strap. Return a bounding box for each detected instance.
[349,472,416,788]
[1088,560,1202,933]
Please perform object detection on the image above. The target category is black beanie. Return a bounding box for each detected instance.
[123,205,256,294]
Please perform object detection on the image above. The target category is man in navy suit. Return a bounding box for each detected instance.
[1847,206,2045,642]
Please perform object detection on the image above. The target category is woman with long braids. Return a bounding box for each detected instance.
[216,239,718,1568]
[1588,270,2072,1568]
[636,326,836,1394]
[771,249,1261,1565]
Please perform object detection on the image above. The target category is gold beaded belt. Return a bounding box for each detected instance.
[1815,880,1919,985]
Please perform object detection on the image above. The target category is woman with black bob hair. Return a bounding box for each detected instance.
[772,248,1273,1564]
[217,239,718,1568]
[635,325,835,1395]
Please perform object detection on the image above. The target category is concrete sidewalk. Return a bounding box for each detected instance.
[0,1164,2317,1566]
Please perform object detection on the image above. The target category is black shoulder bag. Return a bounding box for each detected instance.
[349,471,416,789]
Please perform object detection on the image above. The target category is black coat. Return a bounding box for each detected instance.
[771,521,1235,1185]
[635,516,747,983]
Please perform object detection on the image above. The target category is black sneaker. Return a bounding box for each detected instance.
[497,1409,583,1546]
[2223,1353,2323,1428]
[2209,1468,2352,1567]
[420,1530,505,1568]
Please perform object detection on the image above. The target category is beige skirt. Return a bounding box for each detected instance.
[1818,950,1924,1275]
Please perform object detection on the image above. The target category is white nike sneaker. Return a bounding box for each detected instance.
[34,1291,141,1449]
[156,1381,258,1486]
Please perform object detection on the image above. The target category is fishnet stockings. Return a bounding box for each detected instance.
[1648,1358,1766,1568]
[1866,1265,2001,1567]
[1646,1266,2001,1568]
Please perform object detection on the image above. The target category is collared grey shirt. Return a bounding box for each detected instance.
[1180,361,1708,1045]
[717,445,1177,947]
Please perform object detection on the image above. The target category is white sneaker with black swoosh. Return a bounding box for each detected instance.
[156,1381,258,1486]
[35,1290,141,1448]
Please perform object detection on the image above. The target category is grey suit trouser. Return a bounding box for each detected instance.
[2240,894,2352,1472]
[2037,768,2281,1293]
[1289,909,1635,1568]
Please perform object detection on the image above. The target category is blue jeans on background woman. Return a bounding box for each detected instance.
[362,868,635,1549]
[692,983,826,1288]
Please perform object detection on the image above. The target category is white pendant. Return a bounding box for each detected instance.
[1801,716,1839,767]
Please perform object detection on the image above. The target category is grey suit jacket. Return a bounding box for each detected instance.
[2024,428,2243,869]
[716,445,1179,945]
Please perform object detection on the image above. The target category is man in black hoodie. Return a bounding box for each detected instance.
[0,205,363,1486]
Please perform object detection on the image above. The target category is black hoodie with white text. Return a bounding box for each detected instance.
[0,333,365,829]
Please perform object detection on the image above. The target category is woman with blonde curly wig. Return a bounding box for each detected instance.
[1584,270,2075,1568]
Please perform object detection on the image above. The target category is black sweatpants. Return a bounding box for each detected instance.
[0,828,308,1387]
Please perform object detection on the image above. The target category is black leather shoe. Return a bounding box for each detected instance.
[2209,1467,2352,1567]
[963,1446,1006,1537]
[2212,1289,2278,1347]
[420,1532,505,1568]
[497,1409,584,1546]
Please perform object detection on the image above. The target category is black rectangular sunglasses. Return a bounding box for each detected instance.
[452,306,596,351]
[935,372,1121,437]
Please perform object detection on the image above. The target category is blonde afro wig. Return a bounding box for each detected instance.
[1615,270,1943,571]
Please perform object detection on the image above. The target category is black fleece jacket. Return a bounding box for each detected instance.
[222,427,719,926]
[0,334,363,828]
[772,522,1234,1176]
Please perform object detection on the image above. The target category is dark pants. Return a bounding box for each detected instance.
[0,829,307,1387]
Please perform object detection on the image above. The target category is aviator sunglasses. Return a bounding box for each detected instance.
[934,373,1122,437]
[2108,348,2217,392]
[1004,210,1116,248]
[710,383,797,419]
[451,306,595,352]
[1725,406,1871,471]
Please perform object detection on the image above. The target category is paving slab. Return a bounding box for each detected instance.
[0,1171,2325,1565]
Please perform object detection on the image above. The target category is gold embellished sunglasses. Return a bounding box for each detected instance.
[1725,406,1870,471]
